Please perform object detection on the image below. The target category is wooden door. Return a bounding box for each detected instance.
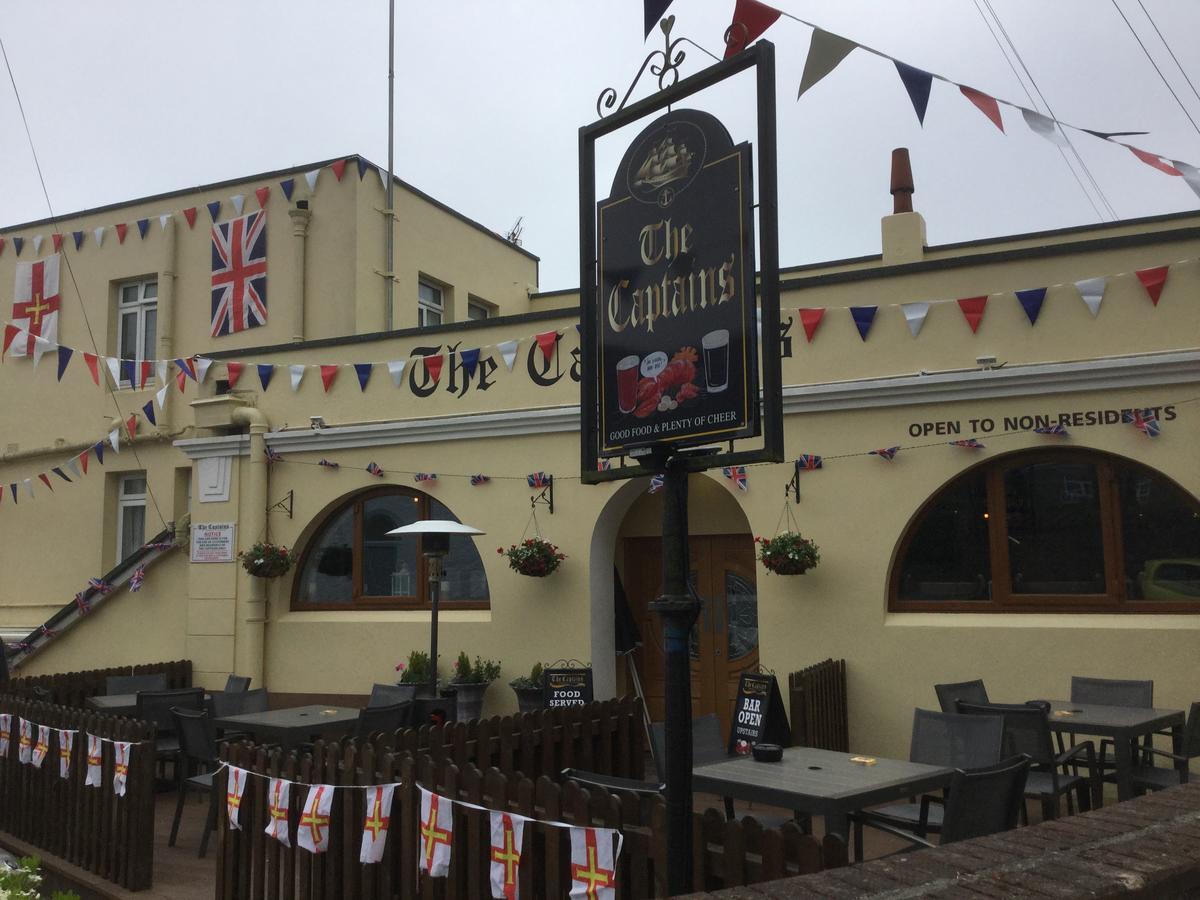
[621,535,759,738]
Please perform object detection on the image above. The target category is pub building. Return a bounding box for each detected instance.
[0,149,1197,762]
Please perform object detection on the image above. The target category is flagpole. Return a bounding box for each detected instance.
[384,0,396,330]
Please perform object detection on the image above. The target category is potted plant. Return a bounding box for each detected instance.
[447,652,502,721]
[394,650,437,701]
[755,532,820,575]
[509,662,544,714]
[238,540,295,578]
[499,537,566,577]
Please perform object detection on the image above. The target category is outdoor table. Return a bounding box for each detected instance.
[86,691,213,718]
[1042,700,1185,802]
[211,704,360,751]
[691,746,955,839]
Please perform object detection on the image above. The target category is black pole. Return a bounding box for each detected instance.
[649,452,699,894]
[428,553,441,699]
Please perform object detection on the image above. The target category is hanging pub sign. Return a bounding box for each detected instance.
[728,671,790,754]
[580,40,782,482]
[542,667,594,709]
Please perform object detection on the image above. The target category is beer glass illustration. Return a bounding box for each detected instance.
[616,355,641,413]
[702,329,729,393]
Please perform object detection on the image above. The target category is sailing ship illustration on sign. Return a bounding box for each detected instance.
[634,136,694,189]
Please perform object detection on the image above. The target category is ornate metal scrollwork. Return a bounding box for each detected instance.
[596,15,696,118]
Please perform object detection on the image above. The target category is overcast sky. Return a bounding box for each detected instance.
[1,1,1198,291]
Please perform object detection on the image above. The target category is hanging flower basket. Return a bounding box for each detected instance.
[499,537,565,578]
[238,541,296,578]
[756,532,820,576]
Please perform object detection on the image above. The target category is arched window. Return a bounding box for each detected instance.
[292,487,490,610]
[890,450,1200,613]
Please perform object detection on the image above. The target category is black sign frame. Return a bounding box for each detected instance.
[728,671,791,753]
[542,667,595,709]
[579,41,783,483]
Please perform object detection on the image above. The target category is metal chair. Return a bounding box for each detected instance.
[169,707,220,858]
[367,683,411,708]
[211,687,268,718]
[355,701,412,741]
[957,700,1099,820]
[136,687,206,772]
[1099,701,1200,794]
[852,708,1004,858]
[1070,676,1153,708]
[934,679,990,714]
[223,674,251,693]
[854,755,1031,851]
[106,673,167,695]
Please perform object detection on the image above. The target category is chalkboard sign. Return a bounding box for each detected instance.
[542,668,594,709]
[728,672,790,754]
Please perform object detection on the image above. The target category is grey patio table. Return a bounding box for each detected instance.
[691,746,955,839]
[86,691,213,718]
[1042,700,1185,801]
[211,704,360,751]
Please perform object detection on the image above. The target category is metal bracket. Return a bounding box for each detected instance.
[372,268,400,283]
[787,461,801,504]
[596,15,702,118]
[530,476,554,515]
[268,489,294,519]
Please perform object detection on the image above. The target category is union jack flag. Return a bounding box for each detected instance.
[39,625,56,638]
[87,578,112,595]
[210,211,267,337]
[949,438,985,449]
[413,472,437,483]
[317,458,340,470]
[796,454,823,470]
[870,447,900,461]
[1034,424,1069,437]
[648,474,664,494]
[366,462,385,478]
[723,465,748,492]
[527,472,551,488]
[129,565,146,593]
[74,593,91,616]
[470,474,490,486]
[596,459,613,471]
[264,446,283,463]
[1132,409,1160,438]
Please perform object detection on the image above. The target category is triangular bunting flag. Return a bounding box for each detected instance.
[331,158,348,181]
[290,364,306,391]
[319,364,339,392]
[139,359,153,389]
[957,296,988,333]
[386,360,405,386]
[183,207,197,229]
[305,169,320,193]
[2,325,19,360]
[94,441,105,464]
[798,29,857,98]
[230,194,245,216]
[175,357,196,381]
[12,237,22,256]
[1171,160,1200,200]
[72,231,84,250]
[32,336,55,369]
[159,214,171,229]
[255,186,270,208]
[534,330,558,364]
[142,400,156,427]
[644,0,673,37]
[155,384,168,411]
[115,223,128,244]
[353,362,372,391]
[498,340,519,371]
[52,233,63,252]
[258,364,274,390]
[798,308,824,343]
[156,359,168,386]
[1135,266,1169,306]
[110,425,122,451]
[901,302,930,337]
[850,306,877,341]
[0,237,5,256]
[424,354,444,383]
[894,62,933,125]
[1075,277,1106,318]
[92,227,104,248]
[125,414,137,440]
[32,235,43,254]
[1022,109,1070,148]
[960,85,1004,132]
[66,457,81,479]
[119,358,135,386]
[136,218,149,239]
[356,157,371,180]
[1015,288,1047,325]
[177,369,187,392]
[226,361,245,389]
[206,201,221,222]
[280,178,296,201]
[459,348,480,378]
[105,357,122,387]
[870,447,900,461]
[83,352,100,385]
[724,0,782,58]
[56,346,73,381]
[194,357,214,384]
[1126,145,1182,176]
[38,473,53,492]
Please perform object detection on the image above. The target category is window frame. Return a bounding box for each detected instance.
[888,449,1200,614]
[116,472,147,562]
[467,297,494,321]
[417,280,444,328]
[116,278,158,386]
[291,486,490,612]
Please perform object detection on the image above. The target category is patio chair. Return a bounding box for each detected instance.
[106,673,167,695]
[137,687,206,774]
[223,674,251,693]
[853,755,1031,851]
[1098,700,1200,794]
[169,707,220,858]
[211,688,269,742]
[355,701,413,741]
[934,679,989,714]
[1070,675,1157,769]
[852,708,1004,859]
[957,700,1099,820]
[367,683,411,708]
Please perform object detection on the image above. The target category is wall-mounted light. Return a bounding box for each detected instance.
[309,416,326,430]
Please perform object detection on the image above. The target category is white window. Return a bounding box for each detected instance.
[418,281,443,327]
[116,474,147,561]
[117,279,157,383]
[467,299,492,321]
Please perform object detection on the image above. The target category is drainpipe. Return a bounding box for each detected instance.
[157,217,177,434]
[288,203,312,343]
[231,406,270,687]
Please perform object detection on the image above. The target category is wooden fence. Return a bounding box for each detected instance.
[5,659,192,708]
[0,695,157,891]
[788,659,849,752]
[216,741,846,899]
[373,697,645,782]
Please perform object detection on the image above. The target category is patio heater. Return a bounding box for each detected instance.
[385,520,485,699]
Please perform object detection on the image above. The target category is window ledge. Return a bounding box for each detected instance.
[275,608,492,625]
[885,611,1200,630]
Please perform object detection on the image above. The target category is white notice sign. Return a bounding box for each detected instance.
[190,523,236,563]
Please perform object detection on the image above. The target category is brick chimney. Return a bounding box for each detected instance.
[881,148,926,265]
